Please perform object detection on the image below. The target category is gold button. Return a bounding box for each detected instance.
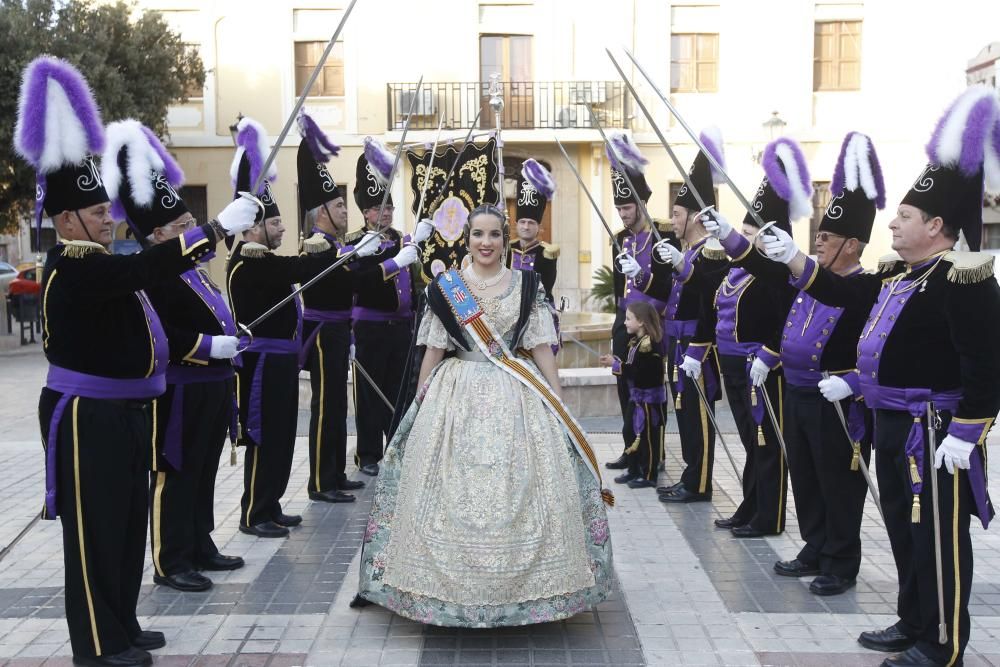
[796,297,803,303]
[874,352,879,358]
[791,309,797,315]
[782,335,787,340]
[811,354,818,361]
[821,328,829,335]
[880,332,887,338]
[828,316,835,322]
[815,342,822,348]
[786,322,792,327]
[872,371,877,378]
[888,315,895,321]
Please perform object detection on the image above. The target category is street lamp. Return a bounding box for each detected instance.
[752,111,787,163]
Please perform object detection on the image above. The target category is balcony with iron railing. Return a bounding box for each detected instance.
[385,81,628,131]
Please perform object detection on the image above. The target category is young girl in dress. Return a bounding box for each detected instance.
[600,301,666,489]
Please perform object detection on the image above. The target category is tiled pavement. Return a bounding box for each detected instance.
[1,348,999,666]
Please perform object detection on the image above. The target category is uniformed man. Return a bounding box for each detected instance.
[347,140,425,477]
[762,87,1000,666]
[602,134,675,473]
[706,131,884,594]
[296,112,366,503]
[19,57,256,667]
[685,133,796,531]
[656,131,730,504]
[102,120,246,594]
[227,118,381,538]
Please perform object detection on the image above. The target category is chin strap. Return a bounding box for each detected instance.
[73,210,99,245]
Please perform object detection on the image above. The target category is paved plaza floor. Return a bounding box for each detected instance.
[1,348,998,666]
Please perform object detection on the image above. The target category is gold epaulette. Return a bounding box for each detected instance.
[945,251,995,284]
[877,252,903,273]
[638,335,652,353]
[239,242,269,259]
[655,219,672,233]
[701,239,727,261]
[343,228,365,244]
[61,240,108,259]
[542,242,560,260]
[302,233,331,254]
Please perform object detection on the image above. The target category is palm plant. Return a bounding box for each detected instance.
[587,265,616,314]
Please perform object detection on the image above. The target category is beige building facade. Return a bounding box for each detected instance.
[133,0,1000,309]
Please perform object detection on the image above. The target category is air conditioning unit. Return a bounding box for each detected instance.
[397,89,436,115]
[557,106,578,128]
[569,82,608,105]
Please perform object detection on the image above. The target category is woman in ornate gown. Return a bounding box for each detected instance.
[355,205,613,627]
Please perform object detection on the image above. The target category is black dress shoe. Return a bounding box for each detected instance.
[272,512,302,527]
[153,571,212,592]
[349,593,372,608]
[239,521,289,538]
[714,516,738,529]
[73,646,152,666]
[627,478,656,489]
[359,463,380,476]
[310,490,356,503]
[337,478,365,491]
[730,525,766,538]
[774,558,820,577]
[656,482,683,495]
[129,630,165,651]
[196,553,245,571]
[881,646,942,666]
[658,488,711,503]
[858,624,916,653]
[810,574,857,596]
[614,472,638,484]
[604,454,628,470]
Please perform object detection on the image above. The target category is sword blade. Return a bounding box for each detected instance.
[251,0,359,194]
[425,107,484,214]
[759,384,790,464]
[926,402,948,645]
[372,76,425,231]
[553,137,623,254]
[622,47,767,229]
[353,357,395,412]
[689,374,743,485]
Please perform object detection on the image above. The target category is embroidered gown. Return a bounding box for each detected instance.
[357,271,613,626]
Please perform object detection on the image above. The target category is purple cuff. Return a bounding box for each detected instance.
[685,343,711,364]
[721,232,751,259]
[757,346,781,369]
[674,260,694,284]
[790,256,819,290]
[948,418,992,445]
[185,335,213,365]
[841,370,861,396]
[180,226,212,259]
[611,356,622,375]
[382,259,400,279]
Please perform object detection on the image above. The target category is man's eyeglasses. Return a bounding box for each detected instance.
[814,231,845,244]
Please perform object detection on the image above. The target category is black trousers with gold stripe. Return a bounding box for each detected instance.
[719,354,787,534]
[784,386,869,579]
[876,409,973,665]
[353,320,411,468]
[611,310,635,455]
[39,390,149,659]
[237,352,299,528]
[305,321,351,493]
[149,378,232,576]
[624,401,665,481]
[667,336,717,496]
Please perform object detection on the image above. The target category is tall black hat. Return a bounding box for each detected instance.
[296,111,343,222]
[230,117,279,222]
[674,127,724,212]
[354,137,394,211]
[900,85,1000,251]
[744,137,813,234]
[817,132,885,244]
[607,132,652,206]
[515,158,555,222]
[102,119,189,238]
[14,56,110,233]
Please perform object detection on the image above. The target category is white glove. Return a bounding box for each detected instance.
[762,226,799,264]
[216,197,259,236]
[619,254,641,279]
[817,375,853,402]
[392,244,419,268]
[749,357,770,387]
[656,241,684,267]
[701,208,733,241]
[413,219,435,244]
[934,435,975,475]
[209,335,240,360]
[680,355,702,380]
[355,231,382,258]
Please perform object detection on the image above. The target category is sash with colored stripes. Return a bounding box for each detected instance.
[438,269,614,507]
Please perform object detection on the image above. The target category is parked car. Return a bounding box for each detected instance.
[0,261,17,296]
[8,268,41,298]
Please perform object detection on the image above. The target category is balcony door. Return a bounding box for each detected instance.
[480,35,533,129]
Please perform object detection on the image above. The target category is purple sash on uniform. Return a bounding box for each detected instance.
[241,337,298,445]
[630,386,667,435]
[161,365,237,469]
[299,308,352,369]
[666,320,717,400]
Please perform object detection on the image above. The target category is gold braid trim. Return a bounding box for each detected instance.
[239,242,269,259]
[877,252,903,274]
[945,251,995,284]
[542,242,560,259]
[61,241,108,259]
[701,244,727,261]
[303,233,331,254]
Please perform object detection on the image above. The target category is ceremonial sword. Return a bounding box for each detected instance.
[553,137,623,255]
[926,402,948,645]
[688,373,743,485]
[821,371,884,522]
[758,382,790,464]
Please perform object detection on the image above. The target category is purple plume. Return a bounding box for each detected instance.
[762,137,813,220]
[141,127,184,187]
[831,132,886,209]
[14,56,105,173]
[298,111,340,162]
[522,159,556,199]
[699,126,726,184]
[231,117,275,195]
[607,132,648,174]
[363,137,395,186]
[926,85,999,176]
[987,116,1000,191]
